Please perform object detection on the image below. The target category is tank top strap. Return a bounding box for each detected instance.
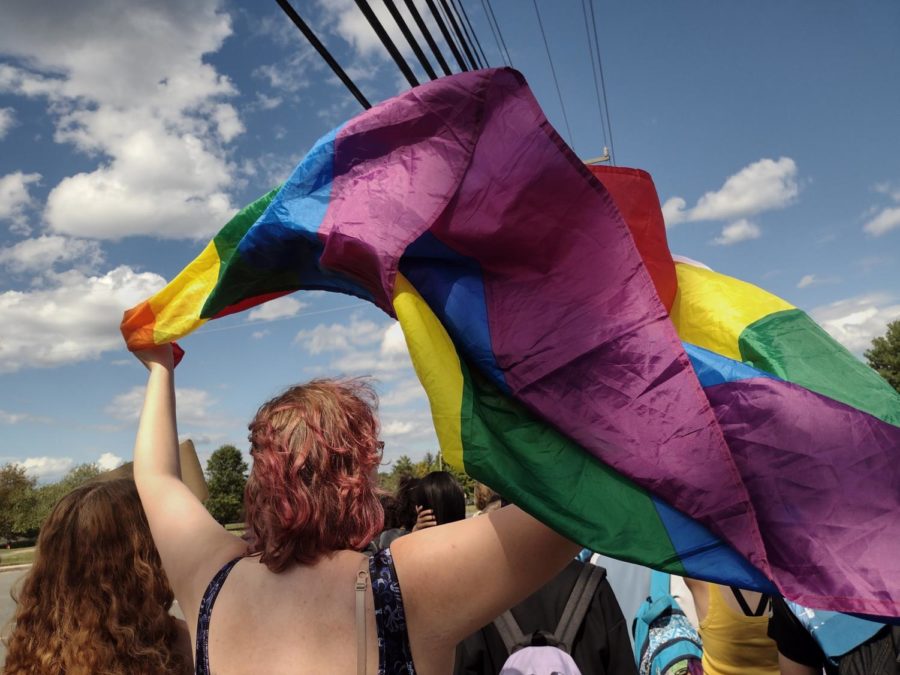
[369,548,416,674]
[195,556,243,675]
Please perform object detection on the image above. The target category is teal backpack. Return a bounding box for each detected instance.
[632,571,703,675]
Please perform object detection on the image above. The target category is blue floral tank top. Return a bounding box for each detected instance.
[194,549,416,674]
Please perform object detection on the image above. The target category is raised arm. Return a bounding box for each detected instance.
[132,345,246,623]
[390,504,581,655]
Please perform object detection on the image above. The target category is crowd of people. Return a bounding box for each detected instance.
[2,346,897,673]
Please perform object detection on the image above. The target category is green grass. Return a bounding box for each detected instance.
[0,546,35,567]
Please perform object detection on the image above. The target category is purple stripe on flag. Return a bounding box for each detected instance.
[316,71,489,312]
[418,70,769,577]
[707,377,900,615]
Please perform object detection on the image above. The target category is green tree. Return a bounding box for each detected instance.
[866,319,900,394]
[205,445,248,524]
[378,450,475,503]
[26,463,105,534]
[0,464,37,541]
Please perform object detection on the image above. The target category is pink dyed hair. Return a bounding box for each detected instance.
[244,378,384,572]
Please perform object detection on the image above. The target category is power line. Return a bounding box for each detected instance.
[531,0,574,147]
[483,0,512,67]
[424,0,469,71]
[451,0,488,68]
[437,0,479,70]
[588,0,615,164]
[355,0,419,88]
[275,0,371,109]
[403,0,453,76]
[580,0,608,153]
[383,0,438,80]
[479,0,506,66]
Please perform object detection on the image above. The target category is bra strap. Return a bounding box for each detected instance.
[356,557,369,675]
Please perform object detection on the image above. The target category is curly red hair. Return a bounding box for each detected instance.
[2,478,189,674]
[244,378,384,572]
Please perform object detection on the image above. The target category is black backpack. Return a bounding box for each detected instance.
[838,626,900,675]
[490,564,606,673]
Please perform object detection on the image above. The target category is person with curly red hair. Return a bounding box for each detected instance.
[132,344,580,674]
[2,477,192,674]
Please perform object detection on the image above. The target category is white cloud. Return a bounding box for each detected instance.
[380,321,407,356]
[97,452,124,471]
[379,411,436,446]
[663,157,798,227]
[811,293,900,354]
[873,181,900,202]
[0,234,103,273]
[0,2,242,239]
[251,329,270,340]
[16,456,74,481]
[863,207,900,237]
[661,197,687,227]
[797,274,817,289]
[0,171,41,233]
[315,0,449,83]
[0,265,165,372]
[380,378,426,407]
[246,296,307,322]
[712,219,761,246]
[0,106,15,139]
[295,317,386,354]
[0,410,41,424]
[106,385,217,427]
[382,420,415,435]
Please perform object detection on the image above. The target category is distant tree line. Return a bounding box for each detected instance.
[379,451,475,502]
[0,463,103,543]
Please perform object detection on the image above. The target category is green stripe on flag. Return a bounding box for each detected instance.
[739,308,900,426]
[459,360,686,573]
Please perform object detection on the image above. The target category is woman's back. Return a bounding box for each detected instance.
[132,351,581,674]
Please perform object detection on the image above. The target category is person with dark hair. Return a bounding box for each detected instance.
[411,471,466,530]
[2,478,191,674]
[132,344,581,674]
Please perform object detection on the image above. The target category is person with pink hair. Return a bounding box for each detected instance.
[132,344,579,674]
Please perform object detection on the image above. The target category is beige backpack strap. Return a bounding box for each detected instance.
[356,557,369,675]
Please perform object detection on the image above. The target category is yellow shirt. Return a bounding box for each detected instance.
[699,585,779,675]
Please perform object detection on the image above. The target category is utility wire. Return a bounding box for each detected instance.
[588,0,615,164]
[275,0,371,109]
[479,0,506,66]
[452,0,488,68]
[483,0,512,67]
[424,0,469,71]
[383,0,438,80]
[580,0,608,153]
[531,0,574,147]
[437,0,479,69]
[403,0,453,76]
[355,0,420,88]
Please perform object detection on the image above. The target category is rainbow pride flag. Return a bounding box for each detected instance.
[122,68,900,617]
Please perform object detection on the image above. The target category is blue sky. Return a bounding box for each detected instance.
[1,0,898,481]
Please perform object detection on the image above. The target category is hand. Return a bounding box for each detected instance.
[412,506,437,531]
[134,343,175,371]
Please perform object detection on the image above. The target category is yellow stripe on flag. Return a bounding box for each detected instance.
[149,240,221,344]
[392,273,465,471]
[671,262,794,360]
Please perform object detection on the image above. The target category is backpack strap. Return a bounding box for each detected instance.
[493,609,529,655]
[555,564,607,653]
[649,569,670,599]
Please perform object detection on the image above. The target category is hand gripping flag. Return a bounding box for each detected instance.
[122,68,900,618]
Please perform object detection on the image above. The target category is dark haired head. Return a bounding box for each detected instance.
[413,471,466,526]
[394,475,421,530]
